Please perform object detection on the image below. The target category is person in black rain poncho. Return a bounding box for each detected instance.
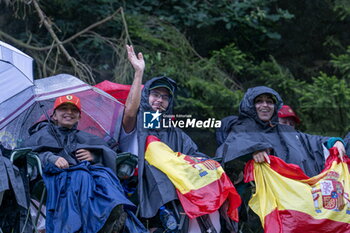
[216,86,345,178]
[25,94,135,233]
[119,45,236,233]
[215,86,346,232]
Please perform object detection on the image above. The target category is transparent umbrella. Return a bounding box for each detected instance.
[0,74,124,149]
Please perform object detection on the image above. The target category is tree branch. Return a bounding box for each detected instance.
[31,0,95,83]
[32,0,73,63]
[0,7,122,51]
[120,7,132,45]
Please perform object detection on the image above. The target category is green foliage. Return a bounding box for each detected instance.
[2,0,350,140]
[176,77,243,120]
[126,16,244,120]
[210,43,252,82]
[126,0,293,39]
[248,58,305,102]
[332,0,350,20]
[128,23,198,92]
[298,73,350,136]
[331,46,350,79]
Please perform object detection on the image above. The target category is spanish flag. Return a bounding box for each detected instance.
[244,147,350,233]
[145,135,241,221]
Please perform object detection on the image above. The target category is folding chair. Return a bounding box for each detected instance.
[10,148,46,232]
[115,152,187,231]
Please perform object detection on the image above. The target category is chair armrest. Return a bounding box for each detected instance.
[10,148,43,176]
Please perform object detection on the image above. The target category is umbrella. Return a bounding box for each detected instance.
[0,74,124,149]
[0,40,34,104]
[0,41,35,141]
[95,80,144,105]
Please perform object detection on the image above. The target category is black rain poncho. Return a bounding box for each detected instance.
[24,121,136,233]
[134,76,206,219]
[25,121,118,172]
[0,148,27,209]
[0,145,32,232]
[216,86,328,177]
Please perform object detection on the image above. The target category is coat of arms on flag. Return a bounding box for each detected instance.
[244,147,350,233]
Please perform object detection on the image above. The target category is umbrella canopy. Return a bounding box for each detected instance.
[95,80,144,105]
[0,74,124,149]
[0,41,34,103]
[0,41,35,133]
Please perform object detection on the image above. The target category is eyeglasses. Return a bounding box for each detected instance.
[150,91,170,101]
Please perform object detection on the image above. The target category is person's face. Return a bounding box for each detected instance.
[52,103,81,129]
[148,87,170,112]
[254,94,275,122]
[279,117,296,128]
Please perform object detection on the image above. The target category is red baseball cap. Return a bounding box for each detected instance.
[54,95,81,112]
[278,105,300,124]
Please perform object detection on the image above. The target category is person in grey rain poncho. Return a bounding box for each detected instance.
[216,86,345,178]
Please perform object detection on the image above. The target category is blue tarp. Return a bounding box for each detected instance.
[43,161,135,233]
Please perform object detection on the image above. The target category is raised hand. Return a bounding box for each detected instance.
[123,44,145,133]
[126,44,145,73]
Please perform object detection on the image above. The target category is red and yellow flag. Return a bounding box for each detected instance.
[145,135,241,221]
[244,147,350,233]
